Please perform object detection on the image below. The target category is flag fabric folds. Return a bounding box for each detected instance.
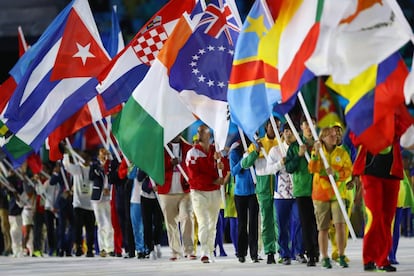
[96,0,196,110]
[47,5,124,161]
[3,0,110,160]
[306,0,411,85]
[169,0,241,151]
[227,0,277,141]
[0,27,31,166]
[275,0,320,102]
[316,78,342,129]
[327,52,409,154]
[112,8,204,184]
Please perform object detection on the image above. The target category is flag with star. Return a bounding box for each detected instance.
[2,0,110,159]
[47,4,124,161]
[111,2,206,184]
[227,0,279,141]
[169,0,241,150]
[316,77,342,129]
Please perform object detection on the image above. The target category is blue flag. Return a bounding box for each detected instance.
[4,0,110,157]
[169,0,241,150]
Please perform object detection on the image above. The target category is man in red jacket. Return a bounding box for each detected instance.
[185,124,227,263]
[157,135,196,261]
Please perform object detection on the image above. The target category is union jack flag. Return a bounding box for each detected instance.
[197,3,239,45]
[168,0,241,150]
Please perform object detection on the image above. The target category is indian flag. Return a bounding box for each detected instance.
[112,14,197,185]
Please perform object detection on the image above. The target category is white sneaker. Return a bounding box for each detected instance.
[155,244,162,258]
[150,250,157,260]
[209,252,216,263]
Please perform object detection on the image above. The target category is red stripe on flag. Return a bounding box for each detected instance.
[229,60,264,84]
[0,77,17,113]
[280,22,319,102]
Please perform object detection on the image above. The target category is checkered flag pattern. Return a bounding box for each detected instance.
[133,26,168,66]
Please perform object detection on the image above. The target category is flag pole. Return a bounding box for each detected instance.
[297,91,357,241]
[164,145,189,182]
[17,26,29,52]
[98,120,121,163]
[237,126,257,184]
[253,134,270,162]
[269,116,284,155]
[64,138,85,164]
[213,133,226,207]
[284,113,311,162]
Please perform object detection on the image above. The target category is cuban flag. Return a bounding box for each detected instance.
[169,0,241,150]
[3,0,110,158]
[47,5,125,161]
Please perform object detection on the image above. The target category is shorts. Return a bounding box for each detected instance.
[22,208,34,226]
[313,200,345,231]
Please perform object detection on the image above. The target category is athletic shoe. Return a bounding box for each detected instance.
[266,253,276,264]
[75,248,83,257]
[339,255,348,268]
[295,254,307,264]
[307,256,317,267]
[364,262,376,271]
[99,250,107,257]
[377,265,397,272]
[282,257,291,265]
[201,255,210,263]
[238,256,246,263]
[186,254,197,260]
[32,250,43,257]
[155,244,162,258]
[322,257,332,269]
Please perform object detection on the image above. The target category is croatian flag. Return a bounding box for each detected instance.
[96,0,196,110]
[3,0,110,157]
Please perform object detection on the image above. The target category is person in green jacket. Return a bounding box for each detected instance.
[241,118,279,264]
[285,117,319,267]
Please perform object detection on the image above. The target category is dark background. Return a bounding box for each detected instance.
[0,0,255,82]
[0,0,413,83]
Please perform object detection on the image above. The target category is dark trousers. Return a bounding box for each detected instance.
[234,194,259,259]
[33,211,45,252]
[73,207,95,254]
[295,196,318,260]
[57,205,74,254]
[44,210,57,254]
[141,196,163,252]
[124,180,135,257]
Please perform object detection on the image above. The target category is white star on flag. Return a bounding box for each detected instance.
[73,42,95,65]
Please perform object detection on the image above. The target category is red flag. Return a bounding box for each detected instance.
[51,9,110,80]
[48,95,121,161]
[17,26,29,57]
[316,78,342,129]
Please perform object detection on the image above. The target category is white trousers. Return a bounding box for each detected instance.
[190,189,221,258]
[92,200,114,252]
[9,215,23,257]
